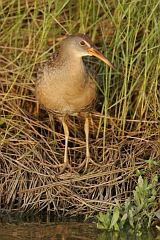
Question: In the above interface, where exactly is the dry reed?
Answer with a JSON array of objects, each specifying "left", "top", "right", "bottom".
[{"left": 0, "top": 0, "right": 160, "bottom": 217}]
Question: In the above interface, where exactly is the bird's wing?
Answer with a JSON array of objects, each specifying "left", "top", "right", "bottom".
[{"left": 35, "top": 52, "right": 59, "bottom": 82}]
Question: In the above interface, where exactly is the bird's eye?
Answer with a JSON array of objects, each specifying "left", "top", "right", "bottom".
[{"left": 80, "top": 40, "right": 86, "bottom": 46}]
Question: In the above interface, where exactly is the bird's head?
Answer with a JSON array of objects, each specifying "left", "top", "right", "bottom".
[{"left": 61, "top": 34, "right": 115, "bottom": 69}]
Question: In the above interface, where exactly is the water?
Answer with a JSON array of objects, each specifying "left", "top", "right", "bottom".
[
  {"left": 0, "top": 222, "right": 98, "bottom": 240},
  {"left": 0, "top": 221, "right": 159, "bottom": 240}
]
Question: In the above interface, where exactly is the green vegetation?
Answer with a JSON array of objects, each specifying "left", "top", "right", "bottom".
[
  {"left": 0, "top": 0, "right": 160, "bottom": 217},
  {"left": 97, "top": 175, "right": 159, "bottom": 234}
]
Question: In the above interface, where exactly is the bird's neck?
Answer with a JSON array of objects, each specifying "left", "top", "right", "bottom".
[{"left": 57, "top": 51, "right": 88, "bottom": 84}]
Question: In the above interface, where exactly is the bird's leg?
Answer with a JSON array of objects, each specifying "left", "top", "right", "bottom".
[
  {"left": 78, "top": 116, "right": 91, "bottom": 171},
  {"left": 78, "top": 115, "right": 101, "bottom": 172},
  {"left": 59, "top": 116, "right": 72, "bottom": 173},
  {"left": 62, "top": 117, "right": 69, "bottom": 166},
  {"left": 84, "top": 116, "right": 90, "bottom": 161}
]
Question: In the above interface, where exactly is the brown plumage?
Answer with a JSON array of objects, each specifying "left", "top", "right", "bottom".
[{"left": 36, "top": 34, "right": 114, "bottom": 172}]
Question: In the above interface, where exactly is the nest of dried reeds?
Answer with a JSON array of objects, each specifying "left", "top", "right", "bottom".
[
  {"left": 0, "top": 0, "right": 160, "bottom": 217},
  {"left": 1, "top": 76, "right": 159, "bottom": 216}
]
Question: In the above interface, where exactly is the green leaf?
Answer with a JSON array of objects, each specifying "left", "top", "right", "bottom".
[
  {"left": 114, "top": 222, "right": 120, "bottom": 231},
  {"left": 109, "top": 207, "right": 120, "bottom": 230},
  {"left": 97, "top": 222, "right": 107, "bottom": 230},
  {"left": 121, "top": 213, "right": 128, "bottom": 228},
  {"left": 97, "top": 212, "right": 111, "bottom": 230},
  {"left": 156, "top": 225, "right": 160, "bottom": 231},
  {"left": 155, "top": 209, "right": 160, "bottom": 220},
  {"left": 128, "top": 209, "right": 134, "bottom": 228}
]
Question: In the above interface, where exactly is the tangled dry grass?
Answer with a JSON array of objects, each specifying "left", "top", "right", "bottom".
[
  {"left": 0, "top": 0, "right": 160, "bottom": 217},
  {"left": 1, "top": 80, "right": 159, "bottom": 216}
]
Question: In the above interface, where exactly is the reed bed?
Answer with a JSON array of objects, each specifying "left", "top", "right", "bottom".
[{"left": 0, "top": 0, "right": 160, "bottom": 216}]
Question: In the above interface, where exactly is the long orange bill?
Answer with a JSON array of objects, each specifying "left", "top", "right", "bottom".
[{"left": 88, "top": 47, "right": 115, "bottom": 70}]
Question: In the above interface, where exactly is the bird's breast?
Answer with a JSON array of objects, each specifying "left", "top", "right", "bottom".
[{"left": 36, "top": 62, "right": 96, "bottom": 115}]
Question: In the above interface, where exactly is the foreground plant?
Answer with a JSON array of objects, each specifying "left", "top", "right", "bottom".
[{"left": 97, "top": 175, "right": 159, "bottom": 233}]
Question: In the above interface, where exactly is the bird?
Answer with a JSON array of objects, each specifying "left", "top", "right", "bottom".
[{"left": 36, "top": 34, "right": 114, "bottom": 173}]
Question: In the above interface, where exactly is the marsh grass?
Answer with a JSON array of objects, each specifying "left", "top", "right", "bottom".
[
  {"left": 0, "top": 0, "right": 160, "bottom": 216},
  {"left": 97, "top": 175, "right": 159, "bottom": 232}
]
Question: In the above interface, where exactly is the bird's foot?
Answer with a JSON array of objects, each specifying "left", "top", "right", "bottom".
[
  {"left": 77, "top": 157, "right": 101, "bottom": 173},
  {"left": 58, "top": 161, "right": 73, "bottom": 174}
]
